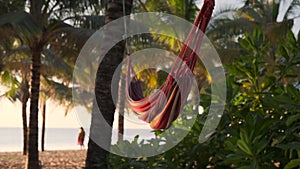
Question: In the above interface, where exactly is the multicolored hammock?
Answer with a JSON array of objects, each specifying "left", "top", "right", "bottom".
[{"left": 126, "top": 0, "right": 215, "bottom": 130}]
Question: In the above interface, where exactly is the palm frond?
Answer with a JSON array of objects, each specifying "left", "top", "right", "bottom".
[
  {"left": 41, "top": 76, "right": 72, "bottom": 102},
  {"left": 207, "top": 18, "right": 258, "bottom": 41},
  {"left": 0, "top": 12, "right": 42, "bottom": 44},
  {"left": 0, "top": 70, "right": 21, "bottom": 102},
  {"left": 212, "top": 3, "right": 241, "bottom": 19},
  {"left": 41, "top": 49, "right": 73, "bottom": 81},
  {"left": 285, "top": 0, "right": 300, "bottom": 20},
  {"left": 75, "top": 15, "right": 105, "bottom": 29},
  {"left": 47, "top": 20, "right": 95, "bottom": 49}
]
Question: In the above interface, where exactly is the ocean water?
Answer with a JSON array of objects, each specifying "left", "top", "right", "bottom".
[
  {"left": 0, "top": 128, "right": 80, "bottom": 152},
  {"left": 0, "top": 128, "right": 154, "bottom": 152}
]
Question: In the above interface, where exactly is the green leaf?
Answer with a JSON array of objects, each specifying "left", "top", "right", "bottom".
[
  {"left": 1, "top": 71, "right": 10, "bottom": 85},
  {"left": 237, "top": 139, "right": 252, "bottom": 156},
  {"left": 273, "top": 95, "right": 293, "bottom": 104},
  {"left": 253, "top": 139, "right": 269, "bottom": 155},
  {"left": 276, "top": 142, "right": 300, "bottom": 150},
  {"left": 286, "top": 114, "right": 300, "bottom": 126},
  {"left": 225, "top": 140, "right": 238, "bottom": 152},
  {"left": 240, "top": 128, "right": 250, "bottom": 144},
  {"left": 286, "top": 84, "right": 300, "bottom": 100},
  {"left": 279, "top": 46, "right": 290, "bottom": 61},
  {"left": 239, "top": 38, "right": 251, "bottom": 51},
  {"left": 271, "top": 135, "right": 286, "bottom": 146},
  {"left": 284, "top": 159, "right": 300, "bottom": 169},
  {"left": 261, "top": 76, "right": 276, "bottom": 90},
  {"left": 287, "top": 30, "right": 296, "bottom": 45},
  {"left": 223, "top": 154, "right": 246, "bottom": 165}
]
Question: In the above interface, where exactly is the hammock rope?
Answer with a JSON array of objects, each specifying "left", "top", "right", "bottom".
[{"left": 126, "top": 0, "right": 215, "bottom": 130}]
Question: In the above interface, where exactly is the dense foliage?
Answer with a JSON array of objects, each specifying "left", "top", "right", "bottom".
[{"left": 106, "top": 29, "right": 300, "bottom": 169}]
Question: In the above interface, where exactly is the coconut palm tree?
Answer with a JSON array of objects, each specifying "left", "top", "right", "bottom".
[
  {"left": 207, "top": 0, "right": 300, "bottom": 62},
  {"left": 85, "top": 0, "right": 133, "bottom": 168},
  {"left": 0, "top": 0, "right": 28, "bottom": 155},
  {"left": 0, "top": 40, "right": 77, "bottom": 154},
  {"left": 0, "top": 45, "right": 31, "bottom": 155},
  {"left": 0, "top": 0, "right": 101, "bottom": 168},
  {"left": 0, "top": 71, "right": 30, "bottom": 155}
]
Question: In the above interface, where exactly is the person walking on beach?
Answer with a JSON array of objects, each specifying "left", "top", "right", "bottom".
[{"left": 78, "top": 127, "right": 85, "bottom": 149}]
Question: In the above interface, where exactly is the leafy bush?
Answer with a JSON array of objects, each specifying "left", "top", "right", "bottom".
[{"left": 107, "top": 29, "right": 300, "bottom": 169}]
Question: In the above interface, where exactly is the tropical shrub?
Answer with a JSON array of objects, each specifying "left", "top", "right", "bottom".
[{"left": 106, "top": 29, "right": 300, "bottom": 169}]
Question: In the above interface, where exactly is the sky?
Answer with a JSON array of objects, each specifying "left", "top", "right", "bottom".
[
  {"left": 0, "top": 97, "right": 79, "bottom": 128},
  {"left": 0, "top": 0, "right": 299, "bottom": 128},
  {"left": 0, "top": 95, "right": 150, "bottom": 129}
]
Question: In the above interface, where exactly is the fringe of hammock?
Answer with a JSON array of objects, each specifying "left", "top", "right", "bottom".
[{"left": 126, "top": 0, "right": 215, "bottom": 130}]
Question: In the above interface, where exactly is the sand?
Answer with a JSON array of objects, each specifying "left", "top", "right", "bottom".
[{"left": 0, "top": 150, "right": 87, "bottom": 169}]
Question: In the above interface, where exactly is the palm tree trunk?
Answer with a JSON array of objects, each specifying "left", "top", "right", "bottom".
[
  {"left": 85, "top": 0, "right": 132, "bottom": 168},
  {"left": 21, "top": 79, "right": 29, "bottom": 155},
  {"left": 22, "top": 101, "right": 28, "bottom": 155},
  {"left": 117, "top": 72, "right": 125, "bottom": 141},
  {"left": 25, "top": 44, "right": 42, "bottom": 169},
  {"left": 41, "top": 100, "right": 46, "bottom": 152},
  {"left": 26, "top": 0, "right": 43, "bottom": 168}
]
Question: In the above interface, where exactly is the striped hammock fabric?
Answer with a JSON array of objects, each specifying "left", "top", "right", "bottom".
[{"left": 126, "top": 0, "right": 215, "bottom": 130}]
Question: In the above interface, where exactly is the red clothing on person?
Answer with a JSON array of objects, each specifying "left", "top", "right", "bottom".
[{"left": 78, "top": 127, "right": 85, "bottom": 146}]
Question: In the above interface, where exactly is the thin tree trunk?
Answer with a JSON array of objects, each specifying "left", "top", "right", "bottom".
[
  {"left": 22, "top": 102, "right": 28, "bottom": 155},
  {"left": 117, "top": 72, "right": 125, "bottom": 141},
  {"left": 85, "top": 0, "right": 133, "bottom": 168},
  {"left": 21, "top": 79, "right": 29, "bottom": 155},
  {"left": 41, "top": 100, "right": 46, "bottom": 152}
]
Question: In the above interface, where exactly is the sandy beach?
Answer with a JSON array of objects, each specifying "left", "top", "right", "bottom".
[{"left": 0, "top": 150, "right": 87, "bottom": 169}]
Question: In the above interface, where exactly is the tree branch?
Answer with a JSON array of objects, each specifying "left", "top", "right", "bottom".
[{"left": 138, "top": 0, "right": 148, "bottom": 12}]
